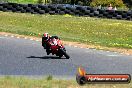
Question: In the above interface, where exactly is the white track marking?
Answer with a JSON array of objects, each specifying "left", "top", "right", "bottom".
[
  {"left": 24, "top": 37, "right": 27, "bottom": 39},
  {"left": 30, "top": 39, "right": 33, "bottom": 40},
  {"left": 99, "top": 50, "right": 103, "bottom": 52},
  {"left": 11, "top": 35, "right": 14, "bottom": 37},
  {"left": 114, "top": 52, "right": 117, "bottom": 53},
  {"left": 17, "top": 37, "right": 20, "bottom": 39},
  {"left": 107, "top": 54, "right": 121, "bottom": 57}
]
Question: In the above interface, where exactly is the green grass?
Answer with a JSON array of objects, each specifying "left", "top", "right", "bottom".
[
  {"left": 0, "top": 12, "right": 132, "bottom": 49},
  {"left": 8, "top": 0, "right": 38, "bottom": 4},
  {"left": 0, "top": 76, "right": 131, "bottom": 88}
]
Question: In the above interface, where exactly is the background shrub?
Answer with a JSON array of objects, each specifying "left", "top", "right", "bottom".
[{"left": 90, "top": 0, "right": 126, "bottom": 7}]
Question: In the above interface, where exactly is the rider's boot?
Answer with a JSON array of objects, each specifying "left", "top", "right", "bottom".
[{"left": 46, "top": 48, "right": 51, "bottom": 55}]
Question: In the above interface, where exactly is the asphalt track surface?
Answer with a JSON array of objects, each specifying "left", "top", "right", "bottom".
[{"left": 0, "top": 35, "right": 132, "bottom": 78}]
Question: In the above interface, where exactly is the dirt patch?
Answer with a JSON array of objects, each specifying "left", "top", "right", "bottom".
[{"left": 0, "top": 32, "right": 132, "bottom": 55}]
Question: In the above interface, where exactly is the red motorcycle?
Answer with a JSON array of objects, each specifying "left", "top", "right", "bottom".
[{"left": 43, "top": 37, "right": 70, "bottom": 59}]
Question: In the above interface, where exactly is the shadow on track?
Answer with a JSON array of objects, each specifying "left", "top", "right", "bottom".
[{"left": 27, "top": 56, "right": 67, "bottom": 59}]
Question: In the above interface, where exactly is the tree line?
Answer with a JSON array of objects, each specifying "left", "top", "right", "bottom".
[
  {"left": 38, "top": 0, "right": 131, "bottom": 8},
  {"left": 0, "top": 0, "right": 131, "bottom": 8}
]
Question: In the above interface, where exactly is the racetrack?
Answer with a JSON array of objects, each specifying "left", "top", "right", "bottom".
[{"left": 0, "top": 35, "right": 132, "bottom": 78}]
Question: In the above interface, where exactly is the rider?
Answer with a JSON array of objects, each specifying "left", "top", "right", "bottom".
[
  {"left": 42, "top": 33, "right": 59, "bottom": 55},
  {"left": 42, "top": 33, "right": 50, "bottom": 49}
]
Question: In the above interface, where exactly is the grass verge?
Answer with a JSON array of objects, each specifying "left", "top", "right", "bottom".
[
  {"left": 0, "top": 11, "right": 132, "bottom": 49},
  {"left": 0, "top": 76, "right": 131, "bottom": 88}
]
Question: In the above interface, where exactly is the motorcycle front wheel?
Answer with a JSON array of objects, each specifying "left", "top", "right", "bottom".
[{"left": 59, "top": 48, "right": 70, "bottom": 59}]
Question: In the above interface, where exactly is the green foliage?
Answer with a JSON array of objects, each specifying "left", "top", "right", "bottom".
[
  {"left": 37, "top": 0, "right": 43, "bottom": 4},
  {"left": 46, "top": 75, "right": 53, "bottom": 81},
  {"left": 62, "top": 0, "right": 71, "bottom": 4},
  {"left": 122, "top": 0, "right": 132, "bottom": 8},
  {"left": 77, "top": 1, "right": 83, "bottom": 5},
  {"left": 7, "top": 0, "right": 53, "bottom": 4},
  {"left": 3, "top": 0, "right": 131, "bottom": 9},
  {"left": 8, "top": 0, "right": 38, "bottom": 4},
  {"left": 73, "top": 0, "right": 90, "bottom": 5},
  {"left": 90, "top": 0, "right": 126, "bottom": 7}
]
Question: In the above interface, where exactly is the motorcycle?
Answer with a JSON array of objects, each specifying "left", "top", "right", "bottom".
[{"left": 42, "top": 37, "right": 70, "bottom": 59}]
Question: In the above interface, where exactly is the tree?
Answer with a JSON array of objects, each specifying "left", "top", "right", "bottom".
[
  {"left": 73, "top": 0, "right": 92, "bottom": 6},
  {"left": 83, "top": 0, "right": 92, "bottom": 5},
  {"left": 37, "top": 0, "right": 43, "bottom": 4},
  {"left": 90, "top": 0, "right": 125, "bottom": 7},
  {"left": 122, "top": 0, "right": 132, "bottom": 8},
  {"left": 37, "top": 0, "right": 52, "bottom": 4}
]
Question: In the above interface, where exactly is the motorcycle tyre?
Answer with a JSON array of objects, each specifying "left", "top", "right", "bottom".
[{"left": 59, "top": 48, "right": 70, "bottom": 59}]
